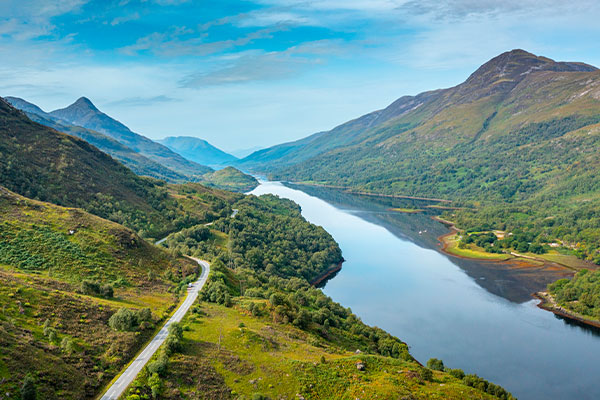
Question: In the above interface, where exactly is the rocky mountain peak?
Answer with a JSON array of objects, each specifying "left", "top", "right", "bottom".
[{"left": 466, "top": 49, "right": 597, "bottom": 88}]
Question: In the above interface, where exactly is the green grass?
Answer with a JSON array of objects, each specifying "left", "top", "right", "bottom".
[
  {"left": 0, "top": 190, "right": 200, "bottom": 400},
  {"left": 443, "top": 234, "right": 513, "bottom": 261},
  {"left": 389, "top": 207, "right": 424, "bottom": 214},
  {"left": 145, "top": 302, "right": 503, "bottom": 399},
  {"left": 535, "top": 251, "right": 595, "bottom": 270}
]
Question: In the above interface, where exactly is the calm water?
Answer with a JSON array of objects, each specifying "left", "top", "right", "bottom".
[{"left": 250, "top": 180, "right": 600, "bottom": 400}]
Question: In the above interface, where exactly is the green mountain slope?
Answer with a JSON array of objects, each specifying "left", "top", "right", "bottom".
[
  {"left": 251, "top": 50, "right": 600, "bottom": 262},
  {"left": 0, "top": 97, "right": 247, "bottom": 238},
  {"left": 5, "top": 96, "right": 188, "bottom": 182},
  {"left": 0, "top": 186, "right": 199, "bottom": 399},
  {"left": 126, "top": 193, "right": 513, "bottom": 400},
  {"left": 49, "top": 97, "right": 212, "bottom": 178},
  {"left": 201, "top": 166, "right": 258, "bottom": 192},
  {"left": 158, "top": 136, "right": 238, "bottom": 168}
]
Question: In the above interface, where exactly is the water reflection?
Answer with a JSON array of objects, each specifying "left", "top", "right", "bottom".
[
  {"left": 286, "top": 182, "right": 572, "bottom": 303},
  {"left": 250, "top": 180, "right": 600, "bottom": 400}
]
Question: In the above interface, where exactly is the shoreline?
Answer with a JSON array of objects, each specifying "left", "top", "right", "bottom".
[
  {"left": 310, "top": 260, "right": 344, "bottom": 286},
  {"left": 288, "top": 181, "right": 453, "bottom": 203},
  {"left": 433, "top": 216, "right": 584, "bottom": 268},
  {"left": 533, "top": 292, "right": 600, "bottom": 329}
]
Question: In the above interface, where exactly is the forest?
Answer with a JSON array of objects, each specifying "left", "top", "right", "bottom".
[{"left": 548, "top": 269, "right": 600, "bottom": 320}]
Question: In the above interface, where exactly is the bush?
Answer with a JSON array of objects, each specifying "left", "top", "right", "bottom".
[
  {"left": 108, "top": 308, "right": 153, "bottom": 332},
  {"left": 427, "top": 358, "right": 445, "bottom": 371},
  {"left": 147, "top": 351, "right": 169, "bottom": 376},
  {"left": 21, "top": 374, "right": 37, "bottom": 400},
  {"left": 148, "top": 373, "right": 163, "bottom": 399},
  {"left": 448, "top": 368, "right": 465, "bottom": 379},
  {"left": 61, "top": 337, "right": 76, "bottom": 355},
  {"left": 80, "top": 280, "right": 114, "bottom": 298},
  {"left": 419, "top": 368, "right": 433, "bottom": 381}
]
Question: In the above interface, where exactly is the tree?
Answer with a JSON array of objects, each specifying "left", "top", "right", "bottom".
[
  {"left": 148, "top": 373, "right": 163, "bottom": 399},
  {"left": 147, "top": 351, "right": 169, "bottom": 376},
  {"left": 21, "top": 374, "right": 37, "bottom": 400},
  {"left": 109, "top": 308, "right": 138, "bottom": 331},
  {"left": 61, "top": 337, "right": 76, "bottom": 355},
  {"left": 427, "top": 358, "right": 445, "bottom": 371},
  {"left": 419, "top": 368, "right": 433, "bottom": 381}
]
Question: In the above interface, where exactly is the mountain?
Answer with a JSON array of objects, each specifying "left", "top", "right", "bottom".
[
  {"left": 158, "top": 136, "right": 237, "bottom": 168},
  {"left": 5, "top": 96, "right": 188, "bottom": 182},
  {"left": 240, "top": 49, "right": 598, "bottom": 171},
  {"left": 5, "top": 96, "right": 258, "bottom": 191},
  {"left": 0, "top": 96, "right": 212, "bottom": 238},
  {"left": 202, "top": 166, "right": 258, "bottom": 192},
  {"left": 49, "top": 97, "right": 212, "bottom": 178},
  {"left": 242, "top": 49, "right": 600, "bottom": 262}
]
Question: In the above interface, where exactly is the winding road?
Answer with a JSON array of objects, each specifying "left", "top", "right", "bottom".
[{"left": 99, "top": 258, "right": 210, "bottom": 400}]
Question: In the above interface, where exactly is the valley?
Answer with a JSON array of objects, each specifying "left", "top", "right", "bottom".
[
  {"left": 250, "top": 180, "right": 600, "bottom": 400},
  {"left": 2, "top": 47, "right": 600, "bottom": 400},
  {"left": 240, "top": 50, "right": 600, "bottom": 267}
]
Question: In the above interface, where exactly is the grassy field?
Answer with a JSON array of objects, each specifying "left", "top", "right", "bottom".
[
  {"left": 534, "top": 251, "right": 597, "bottom": 271},
  {"left": 123, "top": 302, "right": 504, "bottom": 400},
  {"left": 388, "top": 207, "right": 424, "bottom": 214},
  {"left": 441, "top": 233, "right": 513, "bottom": 261}
]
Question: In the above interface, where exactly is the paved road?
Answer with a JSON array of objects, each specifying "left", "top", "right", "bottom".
[
  {"left": 99, "top": 258, "right": 210, "bottom": 400},
  {"left": 155, "top": 236, "right": 168, "bottom": 245}
]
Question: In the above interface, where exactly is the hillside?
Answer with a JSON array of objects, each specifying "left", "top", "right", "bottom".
[
  {"left": 202, "top": 166, "right": 259, "bottom": 193},
  {"left": 5, "top": 96, "right": 258, "bottom": 191},
  {"left": 241, "top": 50, "right": 598, "bottom": 172},
  {"left": 124, "top": 193, "right": 513, "bottom": 400},
  {"left": 158, "top": 136, "right": 238, "bottom": 168},
  {"left": 244, "top": 50, "right": 600, "bottom": 263},
  {"left": 49, "top": 97, "right": 212, "bottom": 179},
  {"left": 5, "top": 97, "right": 188, "bottom": 182},
  {"left": 0, "top": 186, "right": 199, "bottom": 399},
  {"left": 0, "top": 97, "right": 251, "bottom": 238}
]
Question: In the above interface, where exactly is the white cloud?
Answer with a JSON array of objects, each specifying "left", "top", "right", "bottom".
[
  {"left": 110, "top": 12, "right": 140, "bottom": 26},
  {"left": 180, "top": 39, "right": 345, "bottom": 87},
  {"left": 0, "top": 0, "right": 88, "bottom": 40},
  {"left": 120, "top": 25, "right": 289, "bottom": 57}
]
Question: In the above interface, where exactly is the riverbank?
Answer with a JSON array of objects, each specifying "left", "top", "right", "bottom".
[
  {"left": 433, "top": 216, "right": 595, "bottom": 271},
  {"left": 310, "top": 260, "right": 344, "bottom": 286},
  {"left": 534, "top": 292, "right": 600, "bottom": 329},
  {"left": 289, "top": 181, "right": 453, "bottom": 203}
]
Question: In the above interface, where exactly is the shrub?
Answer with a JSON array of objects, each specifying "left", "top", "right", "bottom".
[
  {"left": 147, "top": 351, "right": 169, "bottom": 376},
  {"left": 427, "top": 358, "right": 445, "bottom": 371},
  {"left": 108, "top": 308, "right": 153, "bottom": 332},
  {"left": 448, "top": 368, "right": 465, "bottom": 379},
  {"left": 419, "top": 368, "right": 433, "bottom": 381},
  {"left": 80, "top": 280, "right": 114, "bottom": 298},
  {"left": 109, "top": 308, "right": 139, "bottom": 331},
  {"left": 21, "top": 374, "right": 37, "bottom": 400},
  {"left": 148, "top": 373, "right": 163, "bottom": 399}
]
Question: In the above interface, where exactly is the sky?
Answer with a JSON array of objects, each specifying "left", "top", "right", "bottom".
[{"left": 1, "top": 0, "right": 600, "bottom": 154}]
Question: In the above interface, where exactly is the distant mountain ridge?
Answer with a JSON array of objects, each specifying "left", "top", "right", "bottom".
[
  {"left": 239, "top": 49, "right": 598, "bottom": 171},
  {"left": 158, "top": 136, "right": 237, "bottom": 168},
  {"left": 5, "top": 96, "right": 188, "bottom": 182},
  {"left": 5, "top": 96, "right": 258, "bottom": 192},
  {"left": 49, "top": 96, "right": 212, "bottom": 178}
]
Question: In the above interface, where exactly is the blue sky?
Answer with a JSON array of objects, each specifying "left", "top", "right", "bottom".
[{"left": 1, "top": 0, "right": 600, "bottom": 153}]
